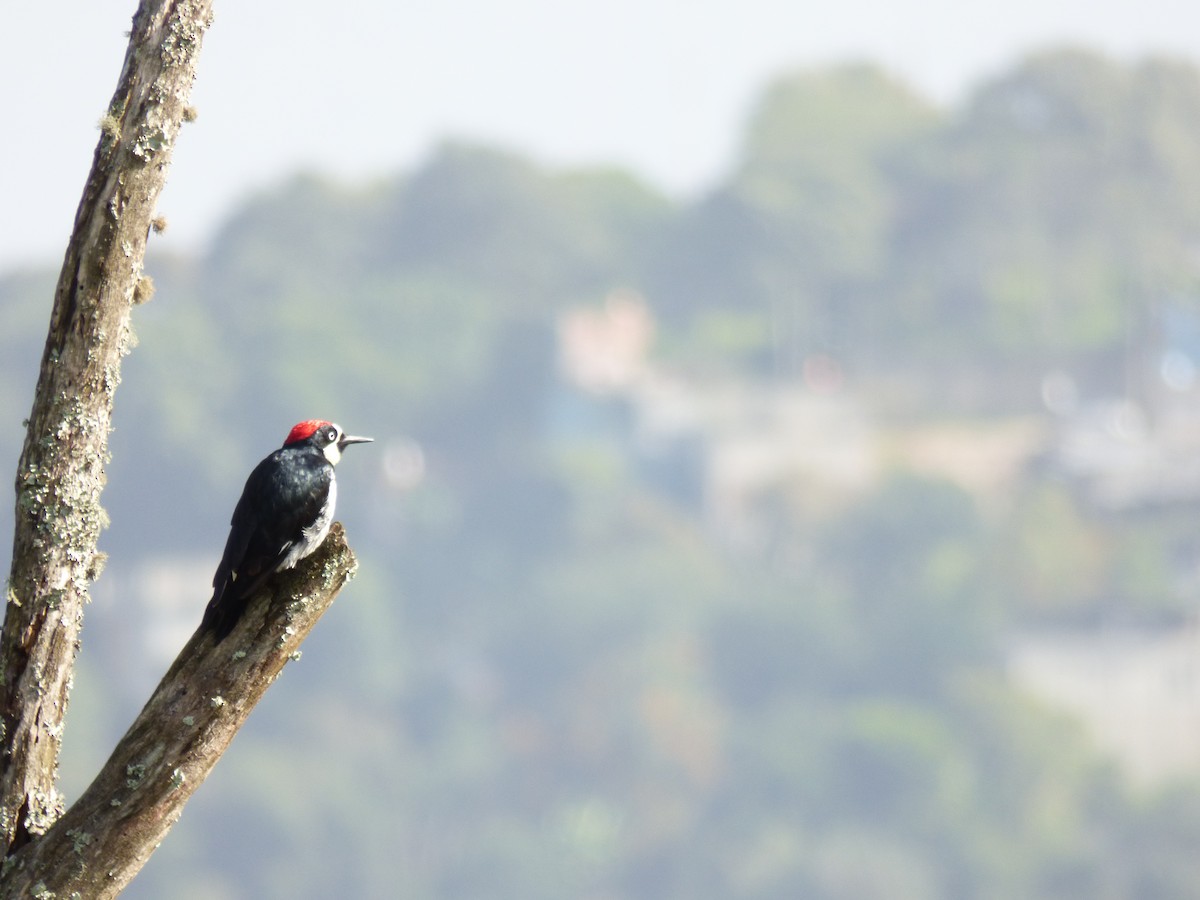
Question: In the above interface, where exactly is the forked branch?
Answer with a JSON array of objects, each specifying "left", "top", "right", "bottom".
[
  {"left": 0, "top": 526, "right": 357, "bottom": 898},
  {"left": 0, "top": 0, "right": 214, "bottom": 855}
]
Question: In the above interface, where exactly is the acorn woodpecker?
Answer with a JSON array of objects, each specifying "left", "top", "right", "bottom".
[{"left": 201, "top": 419, "right": 373, "bottom": 642}]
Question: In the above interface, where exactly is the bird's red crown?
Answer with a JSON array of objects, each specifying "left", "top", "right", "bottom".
[{"left": 284, "top": 419, "right": 333, "bottom": 446}]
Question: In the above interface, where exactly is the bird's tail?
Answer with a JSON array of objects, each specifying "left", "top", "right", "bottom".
[
  {"left": 201, "top": 572, "right": 271, "bottom": 643},
  {"left": 201, "top": 587, "right": 245, "bottom": 644}
]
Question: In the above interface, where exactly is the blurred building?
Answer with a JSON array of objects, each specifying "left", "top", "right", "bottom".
[
  {"left": 555, "top": 292, "right": 1049, "bottom": 547},
  {"left": 1010, "top": 624, "right": 1200, "bottom": 785},
  {"left": 556, "top": 290, "right": 655, "bottom": 395},
  {"left": 555, "top": 292, "right": 879, "bottom": 545}
]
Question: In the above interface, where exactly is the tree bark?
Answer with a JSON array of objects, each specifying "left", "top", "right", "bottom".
[
  {"left": 0, "top": 0, "right": 217, "bottom": 856},
  {"left": 1, "top": 0, "right": 216, "bottom": 865},
  {"left": 0, "top": 528, "right": 358, "bottom": 898},
  {"left": 0, "top": 5, "right": 366, "bottom": 893}
]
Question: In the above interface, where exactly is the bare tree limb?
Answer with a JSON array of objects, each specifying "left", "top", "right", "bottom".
[
  {"left": 0, "top": 525, "right": 357, "bottom": 898},
  {"left": 0, "top": 4, "right": 368, "bottom": 893},
  {"left": 0, "top": 0, "right": 213, "bottom": 858}
]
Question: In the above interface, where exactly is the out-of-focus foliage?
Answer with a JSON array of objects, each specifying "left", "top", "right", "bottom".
[
  {"left": 891, "top": 49, "right": 1200, "bottom": 365},
  {"left": 649, "top": 65, "right": 937, "bottom": 369},
  {"left": 4, "top": 48, "right": 1200, "bottom": 899}
]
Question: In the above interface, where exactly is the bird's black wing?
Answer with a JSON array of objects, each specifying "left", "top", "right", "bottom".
[
  {"left": 201, "top": 453, "right": 276, "bottom": 640},
  {"left": 201, "top": 450, "right": 332, "bottom": 641}
]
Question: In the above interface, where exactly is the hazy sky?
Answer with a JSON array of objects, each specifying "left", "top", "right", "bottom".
[{"left": 2, "top": 0, "right": 1198, "bottom": 272}]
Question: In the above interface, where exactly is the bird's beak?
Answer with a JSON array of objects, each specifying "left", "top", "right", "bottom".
[{"left": 338, "top": 434, "right": 374, "bottom": 450}]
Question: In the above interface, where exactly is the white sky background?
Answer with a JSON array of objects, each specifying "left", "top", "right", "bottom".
[{"left": 2, "top": 0, "right": 1199, "bottom": 273}]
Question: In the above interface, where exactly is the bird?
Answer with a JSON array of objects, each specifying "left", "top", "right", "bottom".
[{"left": 201, "top": 419, "right": 373, "bottom": 642}]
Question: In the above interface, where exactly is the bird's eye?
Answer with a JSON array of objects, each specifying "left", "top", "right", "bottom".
[{"left": 327, "top": 428, "right": 338, "bottom": 441}]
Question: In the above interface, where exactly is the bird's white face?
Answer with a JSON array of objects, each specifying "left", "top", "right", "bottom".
[
  {"left": 321, "top": 424, "right": 345, "bottom": 466},
  {"left": 308, "top": 422, "right": 373, "bottom": 465}
]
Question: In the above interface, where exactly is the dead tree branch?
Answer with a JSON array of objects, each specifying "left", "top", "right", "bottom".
[
  {"left": 1, "top": 5, "right": 366, "bottom": 894},
  {"left": 0, "top": 527, "right": 357, "bottom": 898},
  {"left": 0, "top": 0, "right": 214, "bottom": 864}
]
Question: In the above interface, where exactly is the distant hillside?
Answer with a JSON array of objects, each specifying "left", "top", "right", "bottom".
[{"left": 6, "top": 49, "right": 1200, "bottom": 900}]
